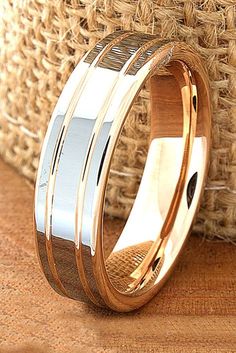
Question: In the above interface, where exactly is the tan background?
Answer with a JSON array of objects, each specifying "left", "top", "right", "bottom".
[
  {"left": 0, "top": 1, "right": 235, "bottom": 241},
  {"left": 0, "top": 159, "right": 236, "bottom": 353}
]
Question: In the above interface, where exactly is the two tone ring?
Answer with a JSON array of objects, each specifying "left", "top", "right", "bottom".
[{"left": 34, "top": 31, "right": 211, "bottom": 312}]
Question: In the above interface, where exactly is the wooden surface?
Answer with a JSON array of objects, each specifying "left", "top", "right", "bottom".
[{"left": 0, "top": 158, "right": 236, "bottom": 353}]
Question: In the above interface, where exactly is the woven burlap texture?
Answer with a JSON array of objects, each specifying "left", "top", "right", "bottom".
[{"left": 0, "top": 1, "right": 235, "bottom": 240}]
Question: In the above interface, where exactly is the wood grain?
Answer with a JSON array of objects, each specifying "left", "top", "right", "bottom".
[{"left": 0, "top": 159, "right": 236, "bottom": 353}]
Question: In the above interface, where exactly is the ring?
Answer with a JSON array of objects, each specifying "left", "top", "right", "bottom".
[{"left": 34, "top": 31, "right": 211, "bottom": 312}]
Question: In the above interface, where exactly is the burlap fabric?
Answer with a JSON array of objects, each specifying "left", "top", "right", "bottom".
[{"left": 0, "top": 1, "right": 235, "bottom": 240}]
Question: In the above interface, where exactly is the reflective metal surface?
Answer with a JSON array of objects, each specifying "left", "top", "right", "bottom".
[{"left": 34, "top": 31, "right": 212, "bottom": 311}]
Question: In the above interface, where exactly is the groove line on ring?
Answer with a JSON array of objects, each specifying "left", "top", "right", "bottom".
[
  {"left": 75, "top": 37, "right": 174, "bottom": 301},
  {"left": 44, "top": 31, "right": 133, "bottom": 300},
  {"left": 74, "top": 33, "right": 158, "bottom": 303}
]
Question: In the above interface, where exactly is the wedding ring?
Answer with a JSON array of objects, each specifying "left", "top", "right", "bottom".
[{"left": 34, "top": 31, "right": 211, "bottom": 312}]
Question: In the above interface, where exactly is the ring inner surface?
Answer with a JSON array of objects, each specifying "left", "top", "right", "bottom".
[{"left": 104, "top": 62, "right": 206, "bottom": 294}]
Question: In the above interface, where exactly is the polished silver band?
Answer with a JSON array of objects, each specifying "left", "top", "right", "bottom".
[{"left": 34, "top": 31, "right": 211, "bottom": 312}]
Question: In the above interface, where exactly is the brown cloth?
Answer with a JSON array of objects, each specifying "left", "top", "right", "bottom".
[{"left": 0, "top": 159, "right": 236, "bottom": 353}]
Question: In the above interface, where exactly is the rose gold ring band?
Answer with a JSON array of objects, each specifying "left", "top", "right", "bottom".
[{"left": 34, "top": 31, "right": 211, "bottom": 312}]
